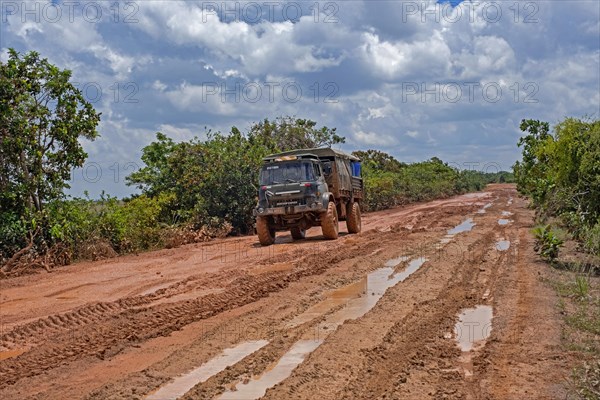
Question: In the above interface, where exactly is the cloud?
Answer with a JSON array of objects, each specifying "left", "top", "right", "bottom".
[
  {"left": 360, "top": 30, "right": 451, "bottom": 79},
  {"left": 353, "top": 129, "right": 397, "bottom": 146},
  {"left": 1, "top": 0, "right": 598, "bottom": 198}
]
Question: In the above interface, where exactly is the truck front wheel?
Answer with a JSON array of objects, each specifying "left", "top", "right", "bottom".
[
  {"left": 257, "top": 216, "right": 276, "bottom": 246},
  {"left": 321, "top": 201, "right": 339, "bottom": 239},
  {"left": 346, "top": 202, "right": 361, "bottom": 233}
]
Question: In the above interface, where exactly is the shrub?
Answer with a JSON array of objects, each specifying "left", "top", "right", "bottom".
[{"left": 533, "top": 224, "right": 564, "bottom": 262}]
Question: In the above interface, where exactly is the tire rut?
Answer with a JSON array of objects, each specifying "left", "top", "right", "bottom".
[
  {"left": 0, "top": 269, "right": 240, "bottom": 351},
  {"left": 0, "top": 229, "right": 389, "bottom": 388}
]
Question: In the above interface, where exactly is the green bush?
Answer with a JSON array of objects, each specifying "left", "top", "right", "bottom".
[
  {"left": 0, "top": 211, "right": 29, "bottom": 259},
  {"left": 358, "top": 154, "right": 494, "bottom": 211},
  {"left": 515, "top": 118, "right": 600, "bottom": 258},
  {"left": 532, "top": 224, "right": 564, "bottom": 262}
]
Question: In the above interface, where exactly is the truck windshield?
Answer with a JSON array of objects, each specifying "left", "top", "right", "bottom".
[{"left": 260, "top": 162, "right": 315, "bottom": 185}]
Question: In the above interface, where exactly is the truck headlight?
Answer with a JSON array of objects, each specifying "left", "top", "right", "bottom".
[{"left": 258, "top": 207, "right": 264, "bottom": 213}]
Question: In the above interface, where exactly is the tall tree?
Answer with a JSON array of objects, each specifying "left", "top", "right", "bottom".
[
  {"left": 0, "top": 49, "right": 101, "bottom": 214},
  {"left": 248, "top": 116, "right": 345, "bottom": 151},
  {"left": 352, "top": 149, "right": 406, "bottom": 173}
]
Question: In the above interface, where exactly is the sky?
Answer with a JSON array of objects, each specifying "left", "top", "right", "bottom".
[{"left": 1, "top": 0, "right": 599, "bottom": 198}]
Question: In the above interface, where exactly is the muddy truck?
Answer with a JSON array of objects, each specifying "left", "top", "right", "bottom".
[{"left": 253, "top": 148, "right": 363, "bottom": 245}]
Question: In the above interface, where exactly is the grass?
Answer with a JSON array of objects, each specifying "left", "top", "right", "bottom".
[{"left": 546, "top": 266, "right": 600, "bottom": 399}]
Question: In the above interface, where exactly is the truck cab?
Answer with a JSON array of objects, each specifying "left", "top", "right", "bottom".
[
  {"left": 256, "top": 154, "right": 327, "bottom": 215},
  {"left": 254, "top": 148, "right": 363, "bottom": 245}
]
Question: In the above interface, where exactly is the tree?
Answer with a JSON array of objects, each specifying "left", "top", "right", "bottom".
[
  {"left": 513, "top": 119, "right": 553, "bottom": 205},
  {"left": 125, "top": 132, "right": 178, "bottom": 197},
  {"left": 514, "top": 117, "right": 600, "bottom": 256},
  {"left": 351, "top": 149, "right": 406, "bottom": 173},
  {"left": 0, "top": 49, "right": 101, "bottom": 214},
  {"left": 248, "top": 116, "right": 345, "bottom": 151}
]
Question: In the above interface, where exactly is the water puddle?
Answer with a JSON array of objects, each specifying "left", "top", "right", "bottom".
[
  {"left": 495, "top": 240, "right": 510, "bottom": 251},
  {"left": 146, "top": 340, "right": 269, "bottom": 400},
  {"left": 501, "top": 211, "right": 512, "bottom": 216},
  {"left": 498, "top": 219, "right": 512, "bottom": 225},
  {"left": 439, "top": 218, "right": 476, "bottom": 245},
  {"left": 323, "top": 257, "right": 427, "bottom": 326},
  {"left": 448, "top": 218, "right": 476, "bottom": 235},
  {"left": 384, "top": 255, "right": 410, "bottom": 267},
  {"left": 286, "top": 279, "right": 367, "bottom": 328},
  {"left": 0, "top": 348, "right": 26, "bottom": 361},
  {"left": 476, "top": 203, "right": 493, "bottom": 214},
  {"left": 452, "top": 305, "right": 493, "bottom": 378},
  {"left": 217, "top": 340, "right": 322, "bottom": 400},
  {"left": 454, "top": 305, "right": 493, "bottom": 352},
  {"left": 225, "top": 257, "right": 428, "bottom": 399}
]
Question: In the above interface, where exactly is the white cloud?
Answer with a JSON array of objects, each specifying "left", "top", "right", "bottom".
[
  {"left": 152, "top": 80, "right": 167, "bottom": 92},
  {"left": 2, "top": 0, "right": 598, "bottom": 198},
  {"left": 360, "top": 30, "right": 451, "bottom": 79},
  {"left": 352, "top": 124, "right": 397, "bottom": 146}
]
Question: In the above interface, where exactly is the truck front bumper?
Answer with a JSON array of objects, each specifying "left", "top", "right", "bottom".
[{"left": 253, "top": 202, "right": 325, "bottom": 216}]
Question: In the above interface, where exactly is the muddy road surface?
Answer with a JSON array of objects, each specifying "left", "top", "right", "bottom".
[{"left": 0, "top": 184, "right": 568, "bottom": 399}]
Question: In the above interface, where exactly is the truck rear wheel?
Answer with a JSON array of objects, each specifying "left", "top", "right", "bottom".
[
  {"left": 256, "top": 216, "right": 275, "bottom": 246},
  {"left": 291, "top": 227, "right": 306, "bottom": 240},
  {"left": 346, "top": 202, "right": 361, "bottom": 233},
  {"left": 321, "top": 201, "right": 339, "bottom": 239}
]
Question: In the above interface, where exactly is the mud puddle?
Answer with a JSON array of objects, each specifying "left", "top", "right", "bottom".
[
  {"left": 495, "top": 240, "right": 510, "bottom": 251},
  {"left": 454, "top": 305, "right": 493, "bottom": 351},
  {"left": 146, "top": 340, "right": 269, "bottom": 400},
  {"left": 448, "top": 218, "right": 476, "bottom": 235},
  {"left": 477, "top": 203, "right": 493, "bottom": 214},
  {"left": 453, "top": 305, "right": 493, "bottom": 377},
  {"left": 224, "top": 257, "right": 428, "bottom": 399},
  {"left": 291, "top": 257, "right": 426, "bottom": 328},
  {"left": 322, "top": 257, "right": 427, "bottom": 327},
  {"left": 384, "top": 255, "right": 411, "bottom": 267},
  {"left": 439, "top": 218, "right": 476, "bottom": 245},
  {"left": 217, "top": 340, "right": 323, "bottom": 400}
]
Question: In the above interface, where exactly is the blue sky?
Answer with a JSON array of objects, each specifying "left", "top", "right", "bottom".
[{"left": 2, "top": 0, "right": 599, "bottom": 198}]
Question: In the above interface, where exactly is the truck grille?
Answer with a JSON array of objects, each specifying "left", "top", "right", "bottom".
[{"left": 270, "top": 198, "right": 306, "bottom": 207}]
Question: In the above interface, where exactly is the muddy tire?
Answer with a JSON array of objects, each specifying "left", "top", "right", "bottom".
[
  {"left": 256, "top": 216, "right": 275, "bottom": 246},
  {"left": 290, "top": 227, "right": 306, "bottom": 240},
  {"left": 321, "top": 201, "right": 339, "bottom": 239},
  {"left": 346, "top": 202, "right": 361, "bottom": 234}
]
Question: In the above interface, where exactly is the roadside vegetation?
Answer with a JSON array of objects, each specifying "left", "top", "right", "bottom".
[
  {"left": 353, "top": 149, "right": 512, "bottom": 211},
  {"left": 1, "top": 49, "right": 508, "bottom": 275},
  {"left": 514, "top": 117, "right": 600, "bottom": 399}
]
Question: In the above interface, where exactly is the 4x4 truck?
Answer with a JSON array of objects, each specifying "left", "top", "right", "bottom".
[{"left": 253, "top": 148, "right": 363, "bottom": 245}]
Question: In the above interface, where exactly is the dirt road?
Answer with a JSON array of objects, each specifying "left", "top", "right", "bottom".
[{"left": 0, "top": 184, "right": 569, "bottom": 399}]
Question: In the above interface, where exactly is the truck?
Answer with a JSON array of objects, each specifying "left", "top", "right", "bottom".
[{"left": 253, "top": 148, "right": 363, "bottom": 246}]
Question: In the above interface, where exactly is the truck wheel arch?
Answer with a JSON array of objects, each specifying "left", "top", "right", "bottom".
[{"left": 321, "top": 192, "right": 335, "bottom": 209}]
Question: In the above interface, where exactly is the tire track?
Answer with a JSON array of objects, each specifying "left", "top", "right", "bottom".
[
  {"left": 0, "top": 229, "right": 389, "bottom": 388},
  {"left": 0, "top": 269, "right": 240, "bottom": 351}
]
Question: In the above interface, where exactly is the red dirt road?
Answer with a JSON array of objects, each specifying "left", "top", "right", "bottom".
[{"left": 0, "top": 184, "right": 568, "bottom": 399}]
